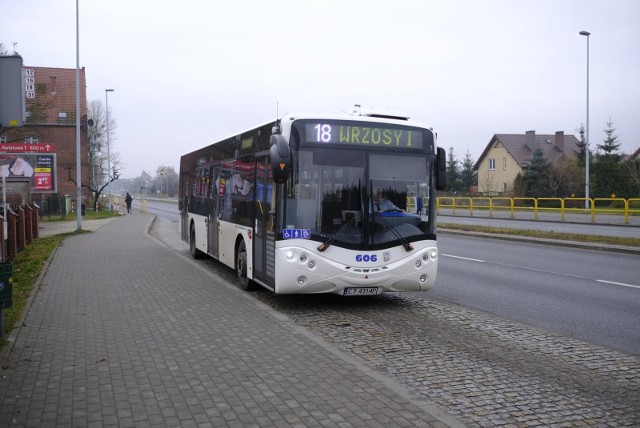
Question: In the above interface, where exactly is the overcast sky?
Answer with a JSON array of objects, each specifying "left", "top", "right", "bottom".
[{"left": 4, "top": 0, "right": 639, "bottom": 178}]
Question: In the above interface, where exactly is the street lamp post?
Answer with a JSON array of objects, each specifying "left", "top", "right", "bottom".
[
  {"left": 160, "top": 169, "right": 164, "bottom": 197},
  {"left": 105, "top": 88, "right": 114, "bottom": 210},
  {"left": 579, "top": 30, "right": 590, "bottom": 209},
  {"left": 75, "top": 0, "right": 82, "bottom": 230}
]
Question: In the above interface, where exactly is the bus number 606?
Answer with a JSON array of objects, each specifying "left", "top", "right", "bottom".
[{"left": 356, "top": 254, "right": 377, "bottom": 262}]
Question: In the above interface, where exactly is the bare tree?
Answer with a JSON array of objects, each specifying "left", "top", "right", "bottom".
[
  {"left": 547, "top": 157, "right": 583, "bottom": 197},
  {"left": 154, "top": 165, "right": 178, "bottom": 197},
  {"left": 87, "top": 100, "right": 117, "bottom": 190},
  {"left": 67, "top": 99, "right": 120, "bottom": 210},
  {"left": 479, "top": 171, "right": 495, "bottom": 195},
  {"left": 622, "top": 158, "right": 640, "bottom": 197}
]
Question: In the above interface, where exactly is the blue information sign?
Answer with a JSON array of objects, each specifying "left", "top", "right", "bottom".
[{"left": 282, "top": 229, "right": 311, "bottom": 239}]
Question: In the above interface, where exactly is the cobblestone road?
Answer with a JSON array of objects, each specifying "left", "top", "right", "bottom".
[{"left": 151, "top": 217, "right": 640, "bottom": 427}]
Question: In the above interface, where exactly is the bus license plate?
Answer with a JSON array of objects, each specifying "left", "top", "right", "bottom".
[{"left": 343, "top": 287, "right": 378, "bottom": 296}]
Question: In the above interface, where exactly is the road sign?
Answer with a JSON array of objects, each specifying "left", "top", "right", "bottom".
[{"left": 0, "top": 55, "right": 25, "bottom": 128}]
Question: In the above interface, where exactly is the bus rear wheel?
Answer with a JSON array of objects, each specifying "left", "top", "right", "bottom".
[{"left": 236, "top": 240, "right": 255, "bottom": 291}]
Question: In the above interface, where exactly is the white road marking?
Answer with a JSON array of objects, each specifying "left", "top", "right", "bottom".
[
  {"left": 596, "top": 279, "right": 640, "bottom": 290},
  {"left": 442, "top": 254, "right": 485, "bottom": 263}
]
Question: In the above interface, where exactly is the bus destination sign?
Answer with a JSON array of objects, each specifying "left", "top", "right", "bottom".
[{"left": 304, "top": 122, "right": 424, "bottom": 149}]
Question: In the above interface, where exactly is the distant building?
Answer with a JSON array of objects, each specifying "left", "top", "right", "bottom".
[
  {"left": 625, "top": 147, "right": 640, "bottom": 162},
  {"left": 474, "top": 130, "right": 580, "bottom": 194},
  {"left": 1, "top": 65, "right": 90, "bottom": 206}
]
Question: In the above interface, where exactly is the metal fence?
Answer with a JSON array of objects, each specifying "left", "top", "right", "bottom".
[{"left": 436, "top": 197, "right": 640, "bottom": 225}]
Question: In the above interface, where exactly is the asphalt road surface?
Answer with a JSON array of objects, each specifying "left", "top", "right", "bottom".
[{"left": 432, "top": 233, "right": 640, "bottom": 355}]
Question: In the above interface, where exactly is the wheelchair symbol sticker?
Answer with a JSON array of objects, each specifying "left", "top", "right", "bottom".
[{"left": 283, "top": 229, "right": 311, "bottom": 239}]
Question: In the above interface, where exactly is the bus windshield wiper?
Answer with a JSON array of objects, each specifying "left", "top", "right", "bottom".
[
  {"left": 372, "top": 211, "right": 414, "bottom": 252},
  {"left": 317, "top": 212, "right": 361, "bottom": 252}
]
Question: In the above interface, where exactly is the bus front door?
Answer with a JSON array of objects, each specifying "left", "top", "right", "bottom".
[{"left": 253, "top": 158, "right": 275, "bottom": 288}]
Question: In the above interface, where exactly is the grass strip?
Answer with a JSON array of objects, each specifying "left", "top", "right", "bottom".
[{"left": 439, "top": 222, "right": 640, "bottom": 247}]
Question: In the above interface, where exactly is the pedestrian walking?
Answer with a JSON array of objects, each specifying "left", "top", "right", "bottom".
[{"left": 124, "top": 192, "right": 133, "bottom": 214}]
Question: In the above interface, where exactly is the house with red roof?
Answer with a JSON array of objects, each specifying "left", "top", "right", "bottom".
[{"left": 474, "top": 130, "right": 581, "bottom": 194}]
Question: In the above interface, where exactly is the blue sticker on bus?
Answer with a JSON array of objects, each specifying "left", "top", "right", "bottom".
[{"left": 283, "top": 229, "right": 311, "bottom": 239}]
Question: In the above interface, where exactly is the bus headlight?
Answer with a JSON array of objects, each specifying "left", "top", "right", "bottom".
[
  {"left": 297, "top": 276, "right": 307, "bottom": 285},
  {"left": 415, "top": 260, "right": 422, "bottom": 268},
  {"left": 420, "top": 274, "right": 427, "bottom": 282},
  {"left": 286, "top": 250, "right": 295, "bottom": 261},
  {"left": 300, "top": 254, "right": 307, "bottom": 262},
  {"left": 307, "top": 260, "right": 315, "bottom": 269}
]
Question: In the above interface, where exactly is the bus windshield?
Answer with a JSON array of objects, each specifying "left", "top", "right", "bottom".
[{"left": 285, "top": 147, "right": 432, "bottom": 249}]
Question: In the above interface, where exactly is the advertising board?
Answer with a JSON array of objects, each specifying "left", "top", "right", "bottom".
[{"left": 0, "top": 144, "right": 57, "bottom": 193}]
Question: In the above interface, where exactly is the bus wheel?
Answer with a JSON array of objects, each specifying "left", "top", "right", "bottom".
[
  {"left": 236, "top": 240, "right": 254, "bottom": 291},
  {"left": 190, "top": 225, "right": 202, "bottom": 259}
]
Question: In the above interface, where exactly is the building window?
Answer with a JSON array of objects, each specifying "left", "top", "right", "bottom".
[
  {"left": 503, "top": 157, "right": 507, "bottom": 170},
  {"left": 503, "top": 183, "right": 508, "bottom": 193},
  {"left": 489, "top": 158, "right": 496, "bottom": 170},
  {"left": 25, "top": 136, "right": 39, "bottom": 144},
  {"left": 50, "top": 76, "right": 57, "bottom": 95},
  {"left": 0, "top": 135, "right": 6, "bottom": 143}
]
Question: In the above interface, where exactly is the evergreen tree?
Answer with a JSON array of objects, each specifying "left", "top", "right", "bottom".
[
  {"left": 596, "top": 118, "right": 621, "bottom": 162},
  {"left": 590, "top": 118, "right": 627, "bottom": 197},
  {"left": 460, "top": 150, "right": 476, "bottom": 193},
  {"left": 511, "top": 172, "right": 527, "bottom": 197},
  {"left": 591, "top": 158, "right": 628, "bottom": 198},
  {"left": 446, "top": 146, "right": 461, "bottom": 192},
  {"left": 524, "top": 148, "right": 551, "bottom": 197}
]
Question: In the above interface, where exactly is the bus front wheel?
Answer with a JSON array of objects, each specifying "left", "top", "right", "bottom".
[
  {"left": 190, "top": 225, "right": 202, "bottom": 259},
  {"left": 236, "top": 240, "right": 255, "bottom": 291}
]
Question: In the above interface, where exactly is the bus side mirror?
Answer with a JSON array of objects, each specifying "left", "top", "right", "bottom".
[
  {"left": 435, "top": 146, "right": 447, "bottom": 191},
  {"left": 270, "top": 134, "right": 291, "bottom": 184}
]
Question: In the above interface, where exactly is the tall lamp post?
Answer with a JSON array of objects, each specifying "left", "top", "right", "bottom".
[
  {"left": 105, "top": 88, "right": 114, "bottom": 210},
  {"left": 160, "top": 169, "right": 164, "bottom": 197},
  {"left": 579, "top": 30, "right": 590, "bottom": 209},
  {"left": 75, "top": 0, "right": 82, "bottom": 230}
]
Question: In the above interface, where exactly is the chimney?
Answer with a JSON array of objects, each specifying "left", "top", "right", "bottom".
[
  {"left": 555, "top": 131, "right": 565, "bottom": 153},
  {"left": 525, "top": 130, "right": 536, "bottom": 151}
]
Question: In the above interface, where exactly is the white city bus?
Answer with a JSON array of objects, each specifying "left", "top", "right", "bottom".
[{"left": 179, "top": 110, "right": 446, "bottom": 295}]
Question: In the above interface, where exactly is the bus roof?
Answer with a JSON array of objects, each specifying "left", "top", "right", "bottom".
[
  {"left": 278, "top": 111, "right": 433, "bottom": 133},
  {"left": 182, "top": 110, "right": 435, "bottom": 159}
]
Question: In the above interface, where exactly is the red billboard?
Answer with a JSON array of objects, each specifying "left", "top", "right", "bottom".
[{"left": 0, "top": 151, "right": 57, "bottom": 193}]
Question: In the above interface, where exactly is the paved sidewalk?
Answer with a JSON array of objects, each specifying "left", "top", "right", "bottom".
[
  {"left": 0, "top": 214, "right": 461, "bottom": 427},
  {"left": 37, "top": 216, "right": 120, "bottom": 238}
]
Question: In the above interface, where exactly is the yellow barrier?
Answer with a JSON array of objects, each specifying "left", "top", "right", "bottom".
[
  {"left": 535, "top": 198, "right": 563, "bottom": 221},
  {"left": 140, "top": 199, "right": 147, "bottom": 213},
  {"left": 437, "top": 196, "right": 637, "bottom": 224},
  {"left": 113, "top": 197, "right": 122, "bottom": 214},
  {"left": 471, "top": 197, "right": 491, "bottom": 216},
  {"left": 489, "top": 197, "right": 513, "bottom": 218},
  {"left": 512, "top": 197, "right": 538, "bottom": 219},
  {"left": 629, "top": 198, "right": 640, "bottom": 224}
]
